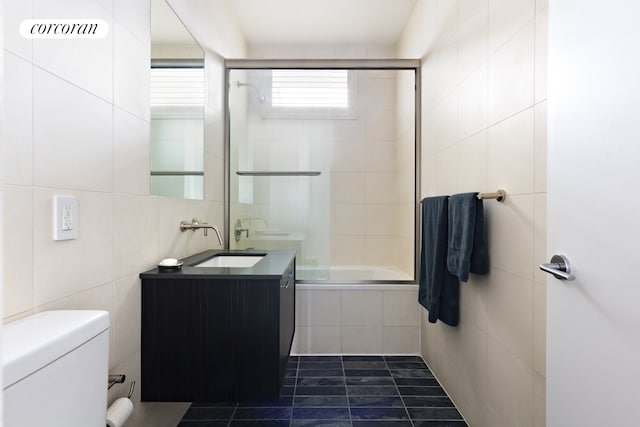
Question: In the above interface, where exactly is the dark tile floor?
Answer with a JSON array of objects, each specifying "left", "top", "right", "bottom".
[{"left": 178, "top": 356, "right": 468, "bottom": 427}]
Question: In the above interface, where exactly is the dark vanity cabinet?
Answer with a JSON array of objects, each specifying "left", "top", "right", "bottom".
[{"left": 140, "top": 250, "right": 295, "bottom": 402}]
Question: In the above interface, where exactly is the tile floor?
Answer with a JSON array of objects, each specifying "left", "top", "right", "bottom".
[{"left": 178, "top": 355, "right": 468, "bottom": 427}]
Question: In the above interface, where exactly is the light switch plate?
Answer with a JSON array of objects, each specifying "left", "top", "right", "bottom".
[{"left": 53, "top": 196, "right": 78, "bottom": 240}]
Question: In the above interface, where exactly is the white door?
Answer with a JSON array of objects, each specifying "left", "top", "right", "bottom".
[{"left": 547, "top": 1, "right": 640, "bottom": 426}]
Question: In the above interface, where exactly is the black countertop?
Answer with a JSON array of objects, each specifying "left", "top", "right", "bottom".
[{"left": 139, "top": 249, "right": 296, "bottom": 280}]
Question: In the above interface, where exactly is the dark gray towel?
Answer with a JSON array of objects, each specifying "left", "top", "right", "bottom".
[
  {"left": 419, "top": 196, "right": 460, "bottom": 326},
  {"left": 447, "top": 192, "right": 489, "bottom": 282}
]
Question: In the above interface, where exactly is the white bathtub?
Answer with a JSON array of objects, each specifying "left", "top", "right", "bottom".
[{"left": 297, "top": 265, "right": 414, "bottom": 287}]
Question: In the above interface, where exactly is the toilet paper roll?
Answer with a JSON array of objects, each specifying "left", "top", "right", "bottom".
[{"left": 106, "top": 397, "right": 134, "bottom": 427}]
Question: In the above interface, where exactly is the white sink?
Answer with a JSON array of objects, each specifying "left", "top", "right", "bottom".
[{"left": 193, "top": 255, "right": 264, "bottom": 268}]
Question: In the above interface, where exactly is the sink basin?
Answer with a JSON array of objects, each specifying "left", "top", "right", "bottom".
[{"left": 192, "top": 254, "right": 265, "bottom": 268}]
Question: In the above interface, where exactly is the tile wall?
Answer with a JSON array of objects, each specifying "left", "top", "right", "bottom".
[
  {"left": 2, "top": 1, "right": 244, "bottom": 426},
  {"left": 398, "top": 0, "right": 547, "bottom": 426},
  {"left": 292, "top": 287, "right": 420, "bottom": 355}
]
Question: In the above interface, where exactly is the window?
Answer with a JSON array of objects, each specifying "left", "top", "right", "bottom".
[
  {"left": 150, "top": 67, "right": 205, "bottom": 106},
  {"left": 271, "top": 69, "right": 349, "bottom": 108}
]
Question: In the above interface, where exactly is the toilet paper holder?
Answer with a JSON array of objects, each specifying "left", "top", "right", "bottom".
[
  {"left": 108, "top": 374, "right": 135, "bottom": 398},
  {"left": 108, "top": 374, "right": 125, "bottom": 390}
]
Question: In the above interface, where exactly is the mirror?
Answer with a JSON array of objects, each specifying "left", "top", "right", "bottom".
[{"left": 150, "top": 0, "right": 205, "bottom": 199}]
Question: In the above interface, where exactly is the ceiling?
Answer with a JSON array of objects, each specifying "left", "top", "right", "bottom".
[{"left": 223, "top": 0, "right": 418, "bottom": 46}]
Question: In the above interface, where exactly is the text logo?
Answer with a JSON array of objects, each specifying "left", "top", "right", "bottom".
[{"left": 20, "top": 19, "right": 109, "bottom": 39}]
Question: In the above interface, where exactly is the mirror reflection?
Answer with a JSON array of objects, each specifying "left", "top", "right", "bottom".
[{"left": 150, "top": 0, "right": 205, "bottom": 199}]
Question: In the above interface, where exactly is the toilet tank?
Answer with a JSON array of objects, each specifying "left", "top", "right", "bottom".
[{"left": 2, "top": 310, "right": 110, "bottom": 427}]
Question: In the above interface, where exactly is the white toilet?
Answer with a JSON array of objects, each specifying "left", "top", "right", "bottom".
[{"left": 2, "top": 310, "right": 110, "bottom": 427}]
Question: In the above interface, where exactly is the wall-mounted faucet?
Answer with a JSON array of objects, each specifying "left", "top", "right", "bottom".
[
  {"left": 234, "top": 219, "right": 249, "bottom": 242},
  {"left": 180, "top": 218, "right": 224, "bottom": 246}
]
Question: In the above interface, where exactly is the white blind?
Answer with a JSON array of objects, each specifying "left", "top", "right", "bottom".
[
  {"left": 271, "top": 70, "right": 349, "bottom": 108},
  {"left": 150, "top": 68, "right": 205, "bottom": 105}
]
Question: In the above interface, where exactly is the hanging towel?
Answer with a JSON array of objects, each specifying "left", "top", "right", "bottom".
[
  {"left": 447, "top": 192, "right": 489, "bottom": 282},
  {"left": 419, "top": 196, "right": 460, "bottom": 326}
]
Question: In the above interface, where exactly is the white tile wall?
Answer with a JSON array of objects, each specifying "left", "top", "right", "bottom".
[
  {"left": 399, "top": 0, "right": 546, "bottom": 424},
  {"left": 3, "top": 52, "right": 33, "bottom": 186},
  {"left": 33, "top": 69, "right": 114, "bottom": 192},
  {"left": 2, "top": 1, "right": 243, "bottom": 426},
  {"left": 293, "top": 287, "right": 420, "bottom": 355}
]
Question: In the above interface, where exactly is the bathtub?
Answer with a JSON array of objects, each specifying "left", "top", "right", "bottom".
[
  {"left": 296, "top": 265, "right": 413, "bottom": 284},
  {"left": 292, "top": 266, "right": 419, "bottom": 354}
]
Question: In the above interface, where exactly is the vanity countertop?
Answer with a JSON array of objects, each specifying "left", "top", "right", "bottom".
[{"left": 139, "top": 249, "right": 295, "bottom": 280}]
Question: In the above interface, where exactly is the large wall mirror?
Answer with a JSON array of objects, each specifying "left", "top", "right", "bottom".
[{"left": 150, "top": 0, "right": 205, "bottom": 199}]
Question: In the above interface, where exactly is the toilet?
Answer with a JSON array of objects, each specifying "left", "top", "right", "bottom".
[{"left": 2, "top": 310, "right": 110, "bottom": 427}]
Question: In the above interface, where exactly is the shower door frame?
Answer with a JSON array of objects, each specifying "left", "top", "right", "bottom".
[{"left": 224, "top": 59, "right": 422, "bottom": 284}]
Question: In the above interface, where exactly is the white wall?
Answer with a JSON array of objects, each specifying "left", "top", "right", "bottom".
[
  {"left": 2, "top": 1, "right": 244, "bottom": 425},
  {"left": 398, "top": 0, "right": 547, "bottom": 426}
]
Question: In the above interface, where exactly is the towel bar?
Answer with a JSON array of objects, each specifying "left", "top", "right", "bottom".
[{"left": 477, "top": 189, "right": 506, "bottom": 202}]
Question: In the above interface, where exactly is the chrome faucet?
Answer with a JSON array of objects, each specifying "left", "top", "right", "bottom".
[
  {"left": 180, "top": 218, "right": 224, "bottom": 246},
  {"left": 234, "top": 219, "right": 249, "bottom": 242}
]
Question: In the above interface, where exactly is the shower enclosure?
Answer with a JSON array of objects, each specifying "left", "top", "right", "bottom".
[{"left": 226, "top": 60, "right": 419, "bottom": 282}]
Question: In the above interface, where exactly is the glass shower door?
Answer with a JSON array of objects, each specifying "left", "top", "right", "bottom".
[{"left": 228, "top": 68, "right": 332, "bottom": 279}]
